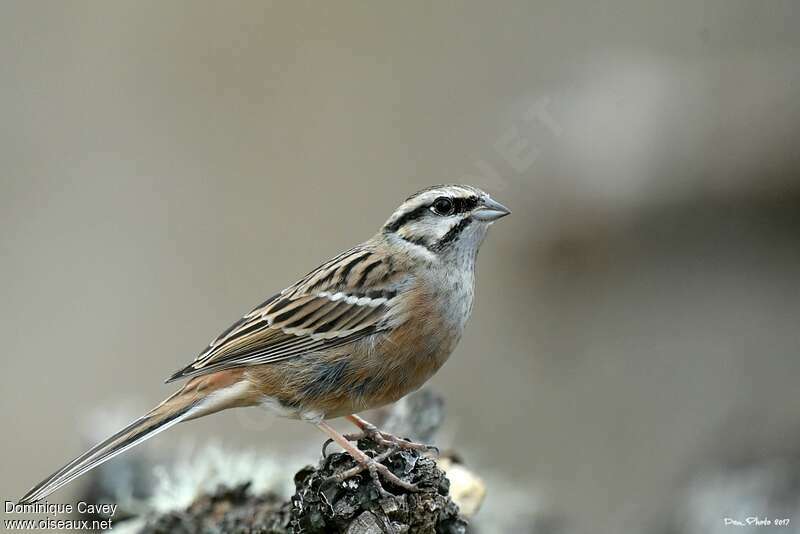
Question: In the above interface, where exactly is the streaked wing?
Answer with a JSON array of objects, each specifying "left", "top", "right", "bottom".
[{"left": 166, "top": 245, "right": 403, "bottom": 382}]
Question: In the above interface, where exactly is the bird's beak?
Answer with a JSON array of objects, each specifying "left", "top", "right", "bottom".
[{"left": 473, "top": 197, "right": 511, "bottom": 221}]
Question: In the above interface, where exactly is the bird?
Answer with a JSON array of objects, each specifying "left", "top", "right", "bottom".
[{"left": 19, "top": 184, "right": 510, "bottom": 503}]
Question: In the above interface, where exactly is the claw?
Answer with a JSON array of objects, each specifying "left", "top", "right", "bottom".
[
  {"left": 325, "top": 448, "right": 420, "bottom": 496},
  {"left": 375, "top": 433, "right": 438, "bottom": 456},
  {"left": 322, "top": 438, "right": 334, "bottom": 458}
]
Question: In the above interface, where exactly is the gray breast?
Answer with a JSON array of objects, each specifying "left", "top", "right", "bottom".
[{"left": 429, "top": 266, "right": 475, "bottom": 334}]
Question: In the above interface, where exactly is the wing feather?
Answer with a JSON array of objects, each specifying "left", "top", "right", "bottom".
[{"left": 166, "top": 245, "right": 404, "bottom": 382}]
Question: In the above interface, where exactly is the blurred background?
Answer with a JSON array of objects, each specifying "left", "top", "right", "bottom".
[{"left": 1, "top": 1, "right": 799, "bottom": 533}]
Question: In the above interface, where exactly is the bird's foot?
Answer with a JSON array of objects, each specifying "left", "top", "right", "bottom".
[
  {"left": 323, "top": 416, "right": 438, "bottom": 457},
  {"left": 322, "top": 427, "right": 438, "bottom": 458},
  {"left": 317, "top": 417, "right": 441, "bottom": 497},
  {"left": 326, "top": 447, "right": 420, "bottom": 498}
]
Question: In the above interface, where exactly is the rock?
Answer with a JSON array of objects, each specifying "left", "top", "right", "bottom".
[
  {"left": 137, "top": 437, "right": 467, "bottom": 533},
  {"left": 140, "top": 482, "right": 290, "bottom": 534},
  {"left": 289, "top": 437, "right": 466, "bottom": 534}
]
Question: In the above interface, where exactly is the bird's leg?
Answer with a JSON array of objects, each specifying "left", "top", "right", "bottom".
[
  {"left": 346, "top": 414, "right": 439, "bottom": 454},
  {"left": 316, "top": 420, "right": 418, "bottom": 496}
]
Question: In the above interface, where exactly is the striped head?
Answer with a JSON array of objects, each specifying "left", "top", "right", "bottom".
[{"left": 381, "top": 185, "right": 510, "bottom": 262}]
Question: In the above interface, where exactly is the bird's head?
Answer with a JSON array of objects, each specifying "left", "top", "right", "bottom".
[{"left": 381, "top": 184, "right": 510, "bottom": 261}]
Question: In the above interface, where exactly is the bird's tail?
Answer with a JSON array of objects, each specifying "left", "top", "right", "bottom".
[{"left": 19, "top": 369, "right": 251, "bottom": 504}]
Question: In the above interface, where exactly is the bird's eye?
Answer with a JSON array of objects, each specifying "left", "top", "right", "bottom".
[{"left": 431, "top": 197, "right": 455, "bottom": 216}]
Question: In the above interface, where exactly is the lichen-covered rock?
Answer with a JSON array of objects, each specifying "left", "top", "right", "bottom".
[
  {"left": 290, "top": 438, "right": 466, "bottom": 534},
  {"left": 137, "top": 438, "right": 466, "bottom": 533},
  {"left": 140, "top": 483, "right": 290, "bottom": 534}
]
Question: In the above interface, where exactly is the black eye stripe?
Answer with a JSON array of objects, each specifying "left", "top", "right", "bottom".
[
  {"left": 384, "top": 204, "right": 430, "bottom": 233},
  {"left": 384, "top": 195, "right": 481, "bottom": 234},
  {"left": 452, "top": 195, "right": 479, "bottom": 214},
  {"left": 434, "top": 195, "right": 479, "bottom": 215}
]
